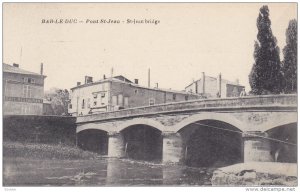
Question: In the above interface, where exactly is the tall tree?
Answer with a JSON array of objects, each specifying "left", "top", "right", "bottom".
[
  {"left": 249, "top": 5, "right": 283, "bottom": 95},
  {"left": 282, "top": 19, "right": 297, "bottom": 93}
]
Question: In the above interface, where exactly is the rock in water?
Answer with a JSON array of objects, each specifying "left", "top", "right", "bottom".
[{"left": 211, "top": 162, "right": 297, "bottom": 186}]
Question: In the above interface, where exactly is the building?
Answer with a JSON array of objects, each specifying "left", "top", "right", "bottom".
[
  {"left": 43, "top": 99, "right": 55, "bottom": 115},
  {"left": 185, "top": 72, "right": 245, "bottom": 98},
  {"left": 68, "top": 75, "right": 202, "bottom": 116},
  {"left": 3, "top": 63, "right": 46, "bottom": 115}
]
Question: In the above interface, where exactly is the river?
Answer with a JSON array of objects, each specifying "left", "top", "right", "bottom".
[{"left": 3, "top": 157, "right": 215, "bottom": 186}]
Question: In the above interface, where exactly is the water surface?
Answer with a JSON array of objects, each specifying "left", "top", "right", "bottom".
[{"left": 3, "top": 157, "right": 214, "bottom": 186}]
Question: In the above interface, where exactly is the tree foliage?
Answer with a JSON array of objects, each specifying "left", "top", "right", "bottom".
[
  {"left": 249, "top": 5, "right": 283, "bottom": 95},
  {"left": 282, "top": 19, "right": 297, "bottom": 93},
  {"left": 44, "top": 88, "right": 69, "bottom": 116}
]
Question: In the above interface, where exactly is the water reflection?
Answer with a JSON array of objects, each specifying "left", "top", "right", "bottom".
[{"left": 3, "top": 158, "right": 214, "bottom": 186}]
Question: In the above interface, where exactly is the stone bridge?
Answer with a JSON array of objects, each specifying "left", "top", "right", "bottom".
[{"left": 76, "top": 94, "right": 297, "bottom": 166}]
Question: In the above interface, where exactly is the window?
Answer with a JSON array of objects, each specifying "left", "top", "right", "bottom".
[
  {"left": 28, "top": 78, "right": 35, "bottom": 84},
  {"left": 101, "top": 92, "right": 105, "bottom": 98},
  {"left": 185, "top": 95, "right": 188, "bottom": 101},
  {"left": 87, "top": 98, "right": 91, "bottom": 108},
  {"left": 94, "top": 101, "right": 97, "bottom": 106},
  {"left": 149, "top": 98, "right": 155, "bottom": 106},
  {"left": 82, "top": 99, "right": 85, "bottom": 109},
  {"left": 173, "top": 94, "right": 176, "bottom": 101},
  {"left": 28, "top": 86, "right": 32, "bottom": 98},
  {"left": 118, "top": 94, "right": 123, "bottom": 106},
  {"left": 23, "top": 85, "right": 31, "bottom": 98},
  {"left": 23, "top": 77, "right": 35, "bottom": 84},
  {"left": 69, "top": 104, "right": 72, "bottom": 109},
  {"left": 23, "top": 85, "right": 27, "bottom": 97},
  {"left": 112, "top": 96, "right": 117, "bottom": 106},
  {"left": 93, "top": 94, "right": 97, "bottom": 99},
  {"left": 134, "top": 89, "right": 138, "bottom": 94},
  {"left": 124, "top": 97, "right": 129, "bottom": 107}
]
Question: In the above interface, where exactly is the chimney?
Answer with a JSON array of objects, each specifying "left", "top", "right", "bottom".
[
  {"left": 40, "top": 63, "right": 44, "bottom": 75},
  {"left": 202, "top": 72, "right": 205, "bottom": 94},
  {"left": 77, "top": 82, "right": 81, "bottom": 86},
  {"left": 148, "top": 68, "right": 150, "bottom": 88},
  {"left": 111, "top": 67, "right": 114, "bottom": 78},
  {"left": 155, "top": 83, "right": 158, "bottom": 88},
  {"left": 103, "top": 74, "right": 106, "bottom": 79},
  {"left": 85, "top": 76, "right": 93, "bottom": 84},
  {"left": 217, "top": 73, "right": 222, "bottom": 97},
  {"left": 134, "top": 79, "right": 139, "bottom": 84},
  {"left": 13, "top": 63, "right": 19, "bottom": 68}
]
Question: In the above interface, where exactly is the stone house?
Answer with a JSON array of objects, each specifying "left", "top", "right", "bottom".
[
  {"left": 3, "top": 63, "right": 46, "bottom": 115},
  {"left": 68, "top": 75, "right": 202, "bottom": 116},
  {"left": 185, "top": 72, "right": 245, "bottom": 98}
]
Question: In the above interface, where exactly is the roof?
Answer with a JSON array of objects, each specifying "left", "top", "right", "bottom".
[
  {"left": 113, "top": 75, "right": 133, "bottom": 83},
  {"left": 71, "top": 76, "right": 199, "bottom": 96},
  {"left": 129, "top": 81, "right": 198, "bottom": 95},
  {"left": 185, "top": 75, "right": 244, "bottom": 89},
  {"left": 70, "top": 77, "right": 126, "bottom": 90},
  {"left": 3, "top": 63, "right": 45, "bottom": 77}
]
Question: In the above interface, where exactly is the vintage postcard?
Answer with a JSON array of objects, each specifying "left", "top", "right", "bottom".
[{"left": 2, "top": 2, "right": 298, "bottom": 190}]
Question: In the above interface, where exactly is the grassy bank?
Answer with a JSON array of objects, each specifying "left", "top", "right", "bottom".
[{"left": 3, "top": 141, "right": 99, "bottom": 160}]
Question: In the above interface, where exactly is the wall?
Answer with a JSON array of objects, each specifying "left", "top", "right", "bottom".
[
  {"left": 3, "top": 115, "right": 76, "bottom": 145},
  {"left": 110, "top": 81, "right": 200, "bottom": 109},
  {"left": 4, "top": 72, "right": 45, "bottom": 86},
  {"left": 186, "top": 77, "right": 219, "bottom": 98},
  {"left": 68, "top": 82, "right": 110, "bottom": 115},
  {"left": 43, "top": 103, "right": 55, "bottom": 115},
  {"left": 3, "top": 72, "right": 44, "bottom": 115},
  {"left": 204, "top": 77, "right": 218, "bottom": 98},
  {"left": 70, "top": 80, "right": 201, "bottom": 116},
  {"left": 4, "top": 102, "right": 43, "bottom": 115},
  {"left": 185, "top": 77, "right": 245, "bottom": 98},
  {"left": 185, "top": 81, "right": 197, "bottom": 93}
]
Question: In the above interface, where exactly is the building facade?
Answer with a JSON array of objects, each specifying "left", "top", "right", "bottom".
[
  {"left": 68, "top": 76, "right": 202, "bottom": 116},
  {"left": 185, "top": 72, "right": 245, "bottom": 98},
  {"left": 3, "top": 63, "right": 46, "bottom": 115}
]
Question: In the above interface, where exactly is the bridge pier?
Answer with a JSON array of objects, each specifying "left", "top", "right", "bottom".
[
  {"left": 162, "top": 132, "right": 183, "bottom": 164},
  {"left": 243, "top": 131, "right": 273, "bottom": 162},
  {"left": 108, "top": 132, "right": 125, "bottom": 158}
]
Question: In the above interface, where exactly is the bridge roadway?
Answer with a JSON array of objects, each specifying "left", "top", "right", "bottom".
[{"left": 76, "top": 94, "right": 297, "bottom": 164}]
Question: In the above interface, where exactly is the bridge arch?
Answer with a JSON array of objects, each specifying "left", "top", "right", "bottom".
[
  {"left": 173, "top": 113, "right": 244, "bottom": 167},
  {"left": 118, "top": 118, "right": 164, "bottom": 161},
  {"left": 77, "top": 128, "right": 108, "bottom": 155},
  {"left": 173, "top": 112, "right": 245, "bottom": 133},
  {"left": 265, "top": 122, "right": 297, "bottom": 163},
  {"left": 261, "top": 117, "right": 297, "bottom": 132},
  {"left": 116, "top": 118, "right": 166, "bottom": 132},
  {"left": 76, "top": 123, "right": 111, "bottom": 133}
]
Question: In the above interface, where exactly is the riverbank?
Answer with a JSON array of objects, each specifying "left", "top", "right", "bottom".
[
  {"left": 3, "top": 141, "right": 99, "bottom": 160},
  {"left": 211, "top": 162, "right": 297, "bottom": 186}
]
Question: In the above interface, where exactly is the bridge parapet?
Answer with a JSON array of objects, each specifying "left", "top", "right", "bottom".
[{"left": 76, "top": 94, "right": 297, "bottom": 124}]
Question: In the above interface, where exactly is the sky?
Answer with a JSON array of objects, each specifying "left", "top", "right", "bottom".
[{"left": 3, "top": 3, "right": 297, "bottom": 92}]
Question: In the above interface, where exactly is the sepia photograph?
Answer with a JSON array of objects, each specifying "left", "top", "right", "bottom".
[{"left": 2, "top": 2, "right": 298, "bottom": 189}]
